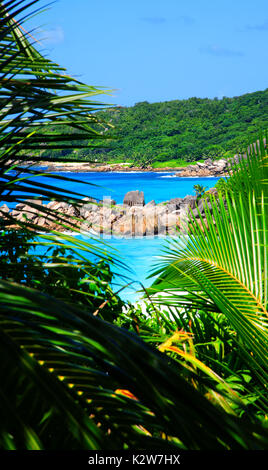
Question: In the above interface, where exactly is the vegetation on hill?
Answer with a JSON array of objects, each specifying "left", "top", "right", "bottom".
[
  {"left": 0, "top": 0, "right": 268, "bottom": 452},
  {"left": 39, "top": 90, "right": 268, "bottom": 165}
]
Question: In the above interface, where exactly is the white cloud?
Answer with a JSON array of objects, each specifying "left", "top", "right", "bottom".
[
  {"left": 245, "top": 20, "right": 268, "bottom": 31},
  {"left": 38, "top": 26, "right": 64, "bottom": 45},
  {"left": 140, "top": 17, "right": 166, "bottom": 24},
  {"left": 200, "top": 45, "right": 244, "bottom": 57}
]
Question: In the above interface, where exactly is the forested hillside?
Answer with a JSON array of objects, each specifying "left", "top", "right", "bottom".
[{"left": 40, "top": 89, "right": 268, "bottom": 164}]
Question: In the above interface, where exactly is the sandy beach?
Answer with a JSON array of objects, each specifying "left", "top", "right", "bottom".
[{"left": 25, "top": 161, "right": 184, "bottom": 173}]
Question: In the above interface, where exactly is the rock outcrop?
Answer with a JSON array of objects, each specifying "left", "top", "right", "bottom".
[
  {"left": 2, "top": 190, "right": 201, "bottom": 236},
  {"left": 123, "top": 190, "right": 145, "bottom": 207},
  {"left": 176, "top": 158, "right": 229, "bottom": 177}
]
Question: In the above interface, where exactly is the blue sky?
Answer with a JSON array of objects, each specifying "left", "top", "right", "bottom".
[{"left": 32, "top": 0, "right": 267, "bottom": 106}]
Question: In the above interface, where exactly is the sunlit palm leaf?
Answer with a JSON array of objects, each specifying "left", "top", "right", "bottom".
[
  {"left": 1, "top": 279, "right": 267, "bottom": 449},
  {"left": 0, "top": 0, "right": 112, "bottom": 232},
  {"left": 1, "top": 0, "right": 268, "bottom": 452},
  {"left": 150, "top": 141, "right": 268, "bottom": 389},
  {"left": 0, "top": 0, "right": 125, "bottom": 296}
]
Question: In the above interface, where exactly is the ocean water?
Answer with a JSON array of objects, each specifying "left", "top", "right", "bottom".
[
  {"left": 23, "top": 171, "right": 220, "bottom": 302},
  {"left": 42, "top": 171, "right": 220, "bottom": 302},
  {"left": 20, "top": 170, "right": 220, "bottom": 204},
  {"left": 78, "top": 234, "right": 172, "bottom": 304}
]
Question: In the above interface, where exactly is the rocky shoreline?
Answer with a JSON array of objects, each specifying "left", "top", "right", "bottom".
[
  {"left": 25, "top": 157, "right": 229, "bottom": 176},
  {"left": 3, "top": 156, "right": 228, "bottom": 236},
  {"left": 28, "top": 162, "right": 182, "bottom": 173},
  {"left": 1, "top": 188, "right": 218, "bottom": 237},
  {"left": 175, "top": 158, "right": 229, "bottom": 177},
  {"left": 5, "top": 141, "right": 264, "bottom": 236}
]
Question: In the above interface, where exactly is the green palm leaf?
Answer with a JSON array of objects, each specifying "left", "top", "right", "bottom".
[
  {"left": 0, "top": 0, "right": 125, "bottom": 302},
  {"left": 0, "top": 0, "right": 112, "bottom": 233},
  {"left": 150, "top": 141, "right": 268, "bottom": 389},
  {"left": 1, "top": 0, "right": 268, "bottom": 451},
  {"left": 1, "top": 279, "right": 268, "bottom": 450}
]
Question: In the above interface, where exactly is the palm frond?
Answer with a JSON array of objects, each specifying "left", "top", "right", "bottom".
[
  {"left": 150, "top": 140, "right": 268, "bottom": 389},
  {"left": 1, "top": 279, "right": 267, "bottom": 450},
  {"left": 0, "top": 0, "right": 125, "bottom": 299},
  {"left": 0, "top": 0, "right": 112, "bottom": 232}
]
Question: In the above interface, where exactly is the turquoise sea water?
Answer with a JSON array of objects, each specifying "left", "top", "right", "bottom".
[
  {"left": 24, "top": 171, "right": 220, "bottom": 302},
  {"left": 78, "top": 234, "right": 171, "bottom": 303},
  {"left": 36, "top": 171, "right": 219, "bottom": 302},
  {"left": 17, "top": 170, "right": 220, "bottom": 204}
]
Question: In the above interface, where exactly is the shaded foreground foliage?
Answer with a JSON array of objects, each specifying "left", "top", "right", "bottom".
[{"left": 0, "top": 0, "right": 268, "bottom": 450}]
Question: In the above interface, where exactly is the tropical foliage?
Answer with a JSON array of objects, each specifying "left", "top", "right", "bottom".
[
  {"left": 193, "top": 184, "right": 208, "bottom": 199},
  {"left": 0, "top": 0, "right": 268, "bottom": 451},
  {"left": 0, "top": 0, "right": 124, "bottom": 315},
  {"left": 148, "top": 136, "right": 268, "bottom": 429},
  {"left": 39, "top": 90, "right": 268, "bottom": 164}
]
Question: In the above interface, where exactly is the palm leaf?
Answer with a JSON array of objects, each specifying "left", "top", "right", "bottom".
[
  {"left": 0, "top": 0, "right": 112, "bottom": 232},
  {"left": 1, "top": 1, "right": 268, "bottom": 451},
  {"left": 0, "top": 0, "right": 126, "bottom": 300},
  {"left": 150, "top": 140, "right": 268, "bottom": 390},
  {"left": 1, "top": 279, "right": 268, "bottom": 449}
]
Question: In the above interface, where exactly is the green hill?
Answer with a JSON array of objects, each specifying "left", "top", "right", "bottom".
[{"left": 41, "top": 89, "right": 268, "bottom": 165}]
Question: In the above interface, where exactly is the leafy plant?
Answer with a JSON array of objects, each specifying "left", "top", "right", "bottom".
[
  {"left": 1, "top": 0, "right": 268, "bottom": 451},
  {"left": 1, "top": 279, "right": 268, "bottom": 450},
  {"left": 149, "top": 136, "right": 268, "bottom": 408},
  {"left": 0, "top": 0, "right": 112, "bottom": 233},
  {"left": 57, "top": 91, "right": 268, "bottom": 163},
  {"left": 0, "top": 230, "right": 124, "bottom": 321},
  {"left": 193, "top": 184, "right": 208, "bottom": 199}
]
